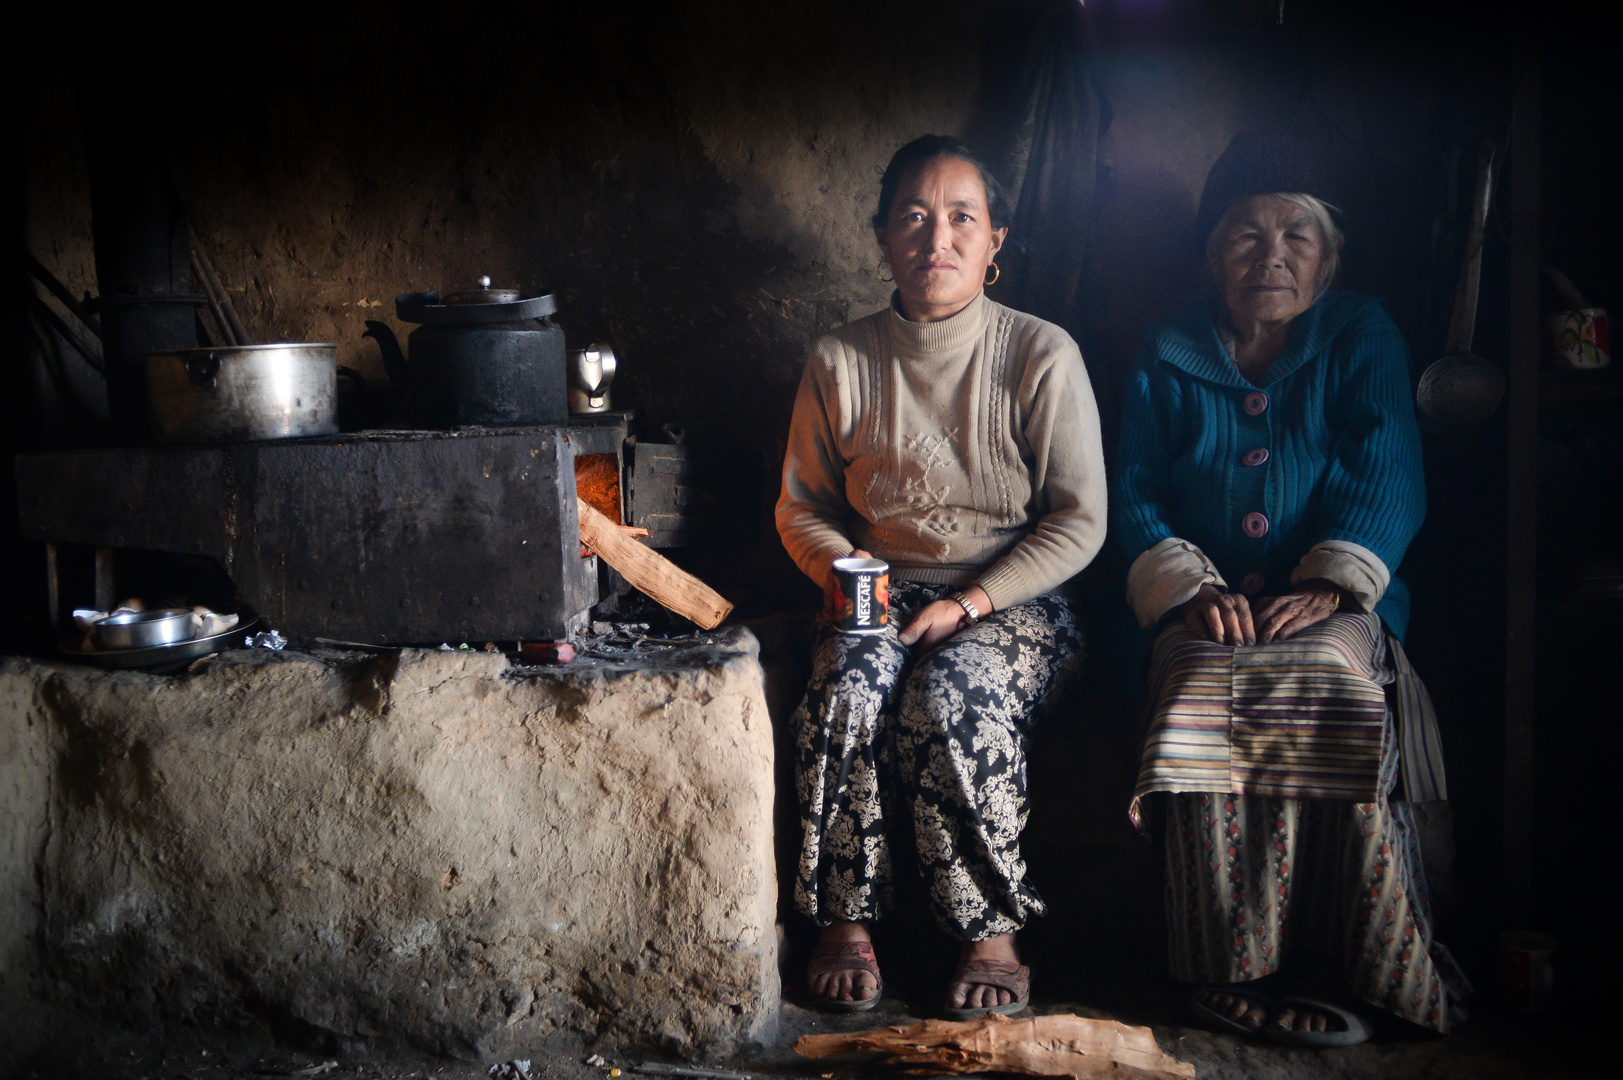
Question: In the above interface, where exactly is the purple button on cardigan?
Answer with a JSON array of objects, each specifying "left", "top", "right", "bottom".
[
  {"left": 1240, "top": 572, "right": 1266, "bottom": 595},
  {"left": 1242, "top": 447, "right": 1270, "bottom": 467},
  {"left": 1244, "top": 391, "right": 1269, "bottom": 415},
  {"left": 1242, "top": 512, "right": 1269, "bottom": 538}
]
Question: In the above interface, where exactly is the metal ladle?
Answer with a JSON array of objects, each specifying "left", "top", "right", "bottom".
[{"left": 1417, "top": 140, "right": 1506, "bottom": 425}]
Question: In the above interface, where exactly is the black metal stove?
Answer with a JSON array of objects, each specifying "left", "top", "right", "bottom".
[{"left": 16, "top": 415, "right": 637, "bottom": 644}]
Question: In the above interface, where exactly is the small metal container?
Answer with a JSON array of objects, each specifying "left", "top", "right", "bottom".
[
  {"left": 568, "top": 344, "right": 618, "bottom": 414},
  {"left": 832, "top": 557, "right": 889, "bottom": 635},
  {"left": 96, "top": 609, "right": 197, "bottom": 649}
]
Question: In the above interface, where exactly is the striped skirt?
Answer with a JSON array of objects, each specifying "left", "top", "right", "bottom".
[{"left": 1134, "top": 613, "right": 1467, "bottom": 1031}]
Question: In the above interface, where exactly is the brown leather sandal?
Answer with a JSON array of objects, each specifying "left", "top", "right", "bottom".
[
  {"left": 806, "top": 940, "right": 884, "bottom": 1013},
  {"left": 943, "top": 957, "right": 1031, "bottom": 1019}
]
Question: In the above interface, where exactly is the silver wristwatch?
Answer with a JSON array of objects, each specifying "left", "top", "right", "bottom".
[{"left": 949, "top": 590, "right": 981, "bottom": 626}]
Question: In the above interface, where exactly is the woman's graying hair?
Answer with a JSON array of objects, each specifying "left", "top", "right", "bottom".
[
  {"left": 1207, "top": 192, "right": 1345, "bottom": 291},
  {"left": 872, "top": 135, "right": 1012, "bottom": 230}
]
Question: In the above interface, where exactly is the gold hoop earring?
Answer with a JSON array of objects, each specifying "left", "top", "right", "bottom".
[
  {"left": 876, "top": 261, "right": 894, "bottom": 283},
  {"left": 984, "top": 262, "right": 1000, "bottom": 286}
]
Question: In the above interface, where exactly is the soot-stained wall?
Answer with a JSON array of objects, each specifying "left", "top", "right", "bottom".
[{"left": 23, "top": 4, "right": 979, "bottom": 466}]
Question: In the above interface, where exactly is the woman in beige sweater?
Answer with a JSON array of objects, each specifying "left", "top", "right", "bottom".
[{"left": 777, "top": 135, "right": 1107, "bottom": 1016}]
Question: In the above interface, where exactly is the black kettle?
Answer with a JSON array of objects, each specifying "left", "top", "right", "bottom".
[{"left": 364, "top": 276, "right": 568, "bottom": 428}]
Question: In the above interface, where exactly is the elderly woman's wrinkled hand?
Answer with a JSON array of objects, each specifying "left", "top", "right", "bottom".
[
  {"left": 1253, "top": 580, "right": 1343, "bottom": 643},
  {"left": 1178, "top": 583, "right": 1255, "bottom": 646}
]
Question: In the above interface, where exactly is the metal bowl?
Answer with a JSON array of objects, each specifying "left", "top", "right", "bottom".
[
  {"left": 63, "top": 611, "right": 259, "bottom": 671},
  {"left": 96, "top": 609, "right": 197, "bottom": 649}
]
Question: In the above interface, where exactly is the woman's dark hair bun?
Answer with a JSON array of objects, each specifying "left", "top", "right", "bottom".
[{"left": 873, "top": 135, "right": 1012, "bottom": 231}]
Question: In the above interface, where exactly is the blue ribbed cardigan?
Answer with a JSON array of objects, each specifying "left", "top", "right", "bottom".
[{"left": 1113, "top": 290, "right": 1426, "bottom": 639}]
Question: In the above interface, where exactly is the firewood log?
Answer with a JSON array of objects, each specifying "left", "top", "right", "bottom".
[
  {"left": 577, "top": 498, "right": 733, "bottom": 629},
  {"left": 794, "top": 1013, "right": 1195, "bottom": 1080}
]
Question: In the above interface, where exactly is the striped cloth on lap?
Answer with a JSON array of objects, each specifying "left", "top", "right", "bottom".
[
  {"left": 1131, "top": 613, "right": 1393, "bottom": 828},
  {"left": 1231, "top": 614, "right": 1388, "bottom": 797}
]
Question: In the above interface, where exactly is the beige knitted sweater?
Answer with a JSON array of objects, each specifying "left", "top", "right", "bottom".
[{"left": 776, "top": 291, "right": 1107, "bottom": 612}]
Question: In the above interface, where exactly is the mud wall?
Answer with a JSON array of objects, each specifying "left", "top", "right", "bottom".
[
  {"left": 0, "top": 634, "right": 777, "bottom": 1066},
  {"left": 21, "top": 4, "right": 981, "bottom": 462},
  {"left": 0, "top": 666, "right": 51, "bottom": 1051}
]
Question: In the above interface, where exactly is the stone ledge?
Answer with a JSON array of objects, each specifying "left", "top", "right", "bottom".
[{"left": 0, "top": 626, "right": 778, "bottom": 1061}]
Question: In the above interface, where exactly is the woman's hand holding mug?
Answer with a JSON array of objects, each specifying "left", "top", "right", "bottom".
[{"left": 827, "top": 550, "right": 990, "bottom": 650}]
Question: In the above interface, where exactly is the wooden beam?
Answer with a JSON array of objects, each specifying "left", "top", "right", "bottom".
[
  {"left": 795, "top": 1013, "right": 1195, "bottom": 1080},
  {"left": 577, "top": 497, "right": 732, "bottom": 630},
  {"left": 45, "top": 542, "right": 60, "bottom": 632},
  {"left": 1502, "top": 46, "right": 1541, "bottom": 926},
  {"left": 94, "top": 546, "right": 115, "bottom": 613}
]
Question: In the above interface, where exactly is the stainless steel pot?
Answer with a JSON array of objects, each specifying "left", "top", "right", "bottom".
[
  {"left": 96, "top": 609, "right": 196, "bottom": 649},
  {"left": 145, "top": 344, "right": 339, "bottom": 443}
]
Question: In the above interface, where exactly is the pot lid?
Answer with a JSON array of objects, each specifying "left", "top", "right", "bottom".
[
  {"left": 441, "top": 276, "right": 522, "bottom": 305},
  {"left": 395, "top": 277, "right": 558, "bottom": 325}
]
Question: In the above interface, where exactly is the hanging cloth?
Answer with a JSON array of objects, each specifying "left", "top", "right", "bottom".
[{"left": 969, "top": 0, "right": 1110, "bottom": 330}]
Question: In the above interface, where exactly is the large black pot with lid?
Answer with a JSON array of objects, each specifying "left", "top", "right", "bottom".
[{"left": 363, "top": 276, "right": 567, "bottom": 428}]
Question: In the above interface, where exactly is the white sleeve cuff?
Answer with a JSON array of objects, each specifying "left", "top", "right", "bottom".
[
  {"left": 1126, "top": 537, "right": 1227, "bottom": 629},
  {"left": 1291, "top": 540, "right": 1391, "bottom": 611}
]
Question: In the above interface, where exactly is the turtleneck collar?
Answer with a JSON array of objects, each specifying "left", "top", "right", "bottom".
[{"left": 885, "top": 290, "right": 989, "bottom": 354}]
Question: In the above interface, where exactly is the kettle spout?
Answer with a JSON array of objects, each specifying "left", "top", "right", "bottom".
[{"left": 363, "top": 320, "right": 409, "bottom": 386}]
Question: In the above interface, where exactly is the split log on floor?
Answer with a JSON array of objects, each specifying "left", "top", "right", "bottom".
[
  {"left": 794, "top": 1013, "right": 1195, "bottom": 1080},
  {"left": 577, "top": 497, "right": 733, "bottom": 629}
]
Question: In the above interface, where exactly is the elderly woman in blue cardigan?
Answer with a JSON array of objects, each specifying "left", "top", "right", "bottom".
[{"left": 1114, "top": 135, "right": 1466, "bottom": 1045}]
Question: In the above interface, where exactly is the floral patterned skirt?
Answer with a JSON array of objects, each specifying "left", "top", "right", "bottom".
[
  {"left": 791, "top": 581, "right": 1083, "bottom": 941},
  {"left": 1160, "top": 714, "right": 1470, "bottom": 1031}
]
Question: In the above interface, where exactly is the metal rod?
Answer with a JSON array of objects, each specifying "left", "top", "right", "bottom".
[
  {"left": 30, "top": 293, "right": 106, "bottom": 373},
  {"left": 1502, "top": 46, "right": 1540, "bottom": 928},
  {"left": 191, "top": 249, "right": 238, "bottom": 347},
  {"left": 24, "top": 251, "right": 102, "bottom": 337},
  {"left": 189, "top": 227, "right": 249, "bottom": 345}
]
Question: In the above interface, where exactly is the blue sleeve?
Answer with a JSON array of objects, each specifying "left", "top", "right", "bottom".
[
  {"left": 1112, "top": 344, "right": 1181, "bottom": 562},
  {"left": 1317, "top": 305, "right": 1426, "bottom": 572}
]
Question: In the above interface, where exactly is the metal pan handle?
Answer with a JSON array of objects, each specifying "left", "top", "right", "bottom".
[{"left": 183, "top": 353, "right": 221, "bottom": 389}]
